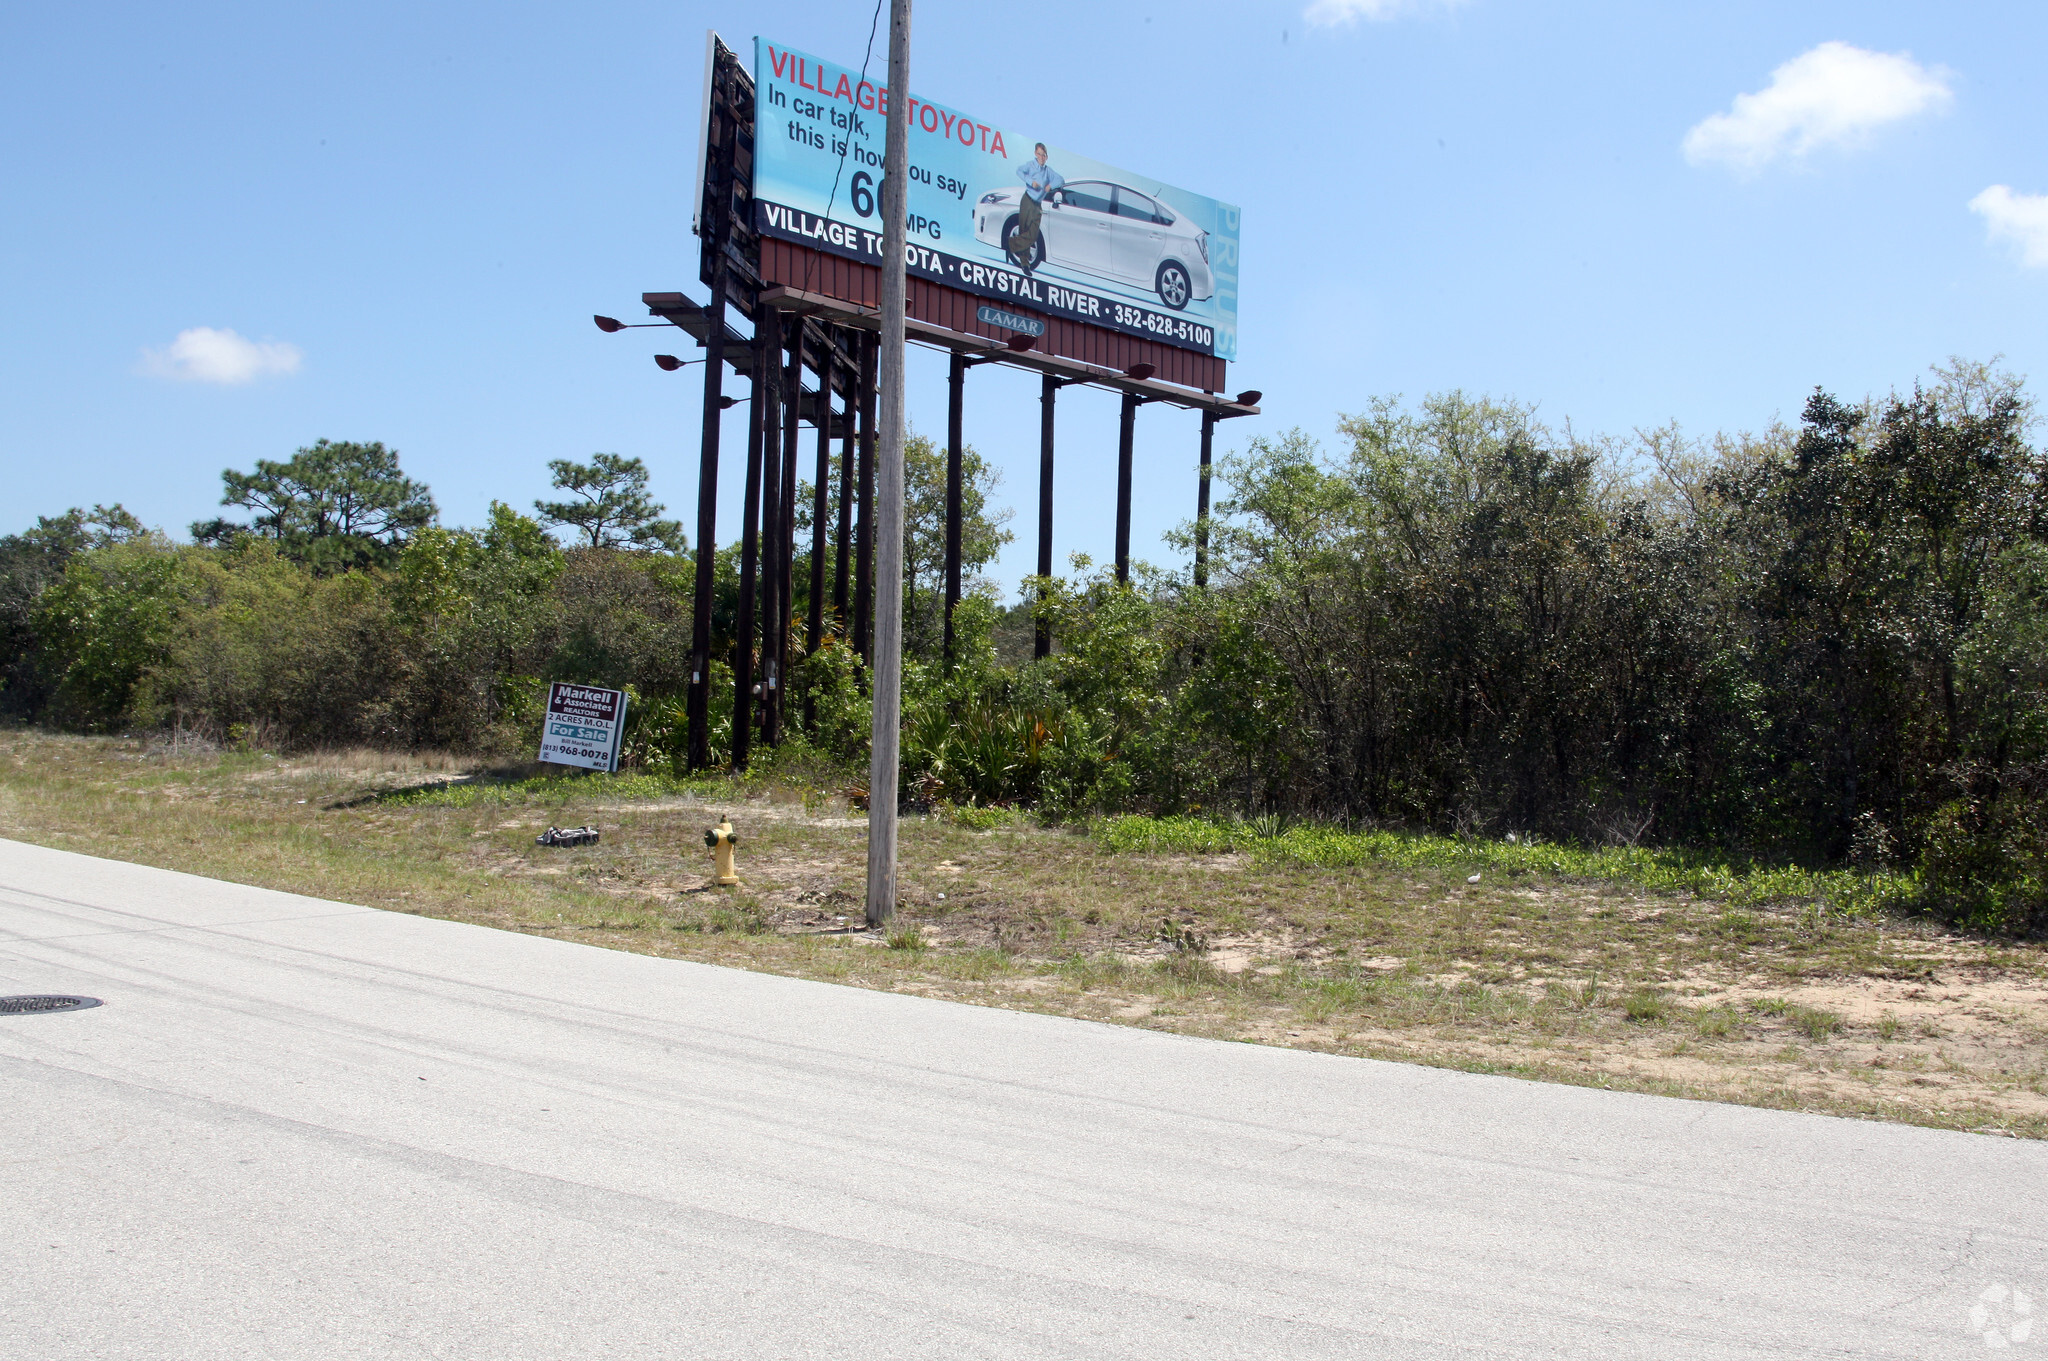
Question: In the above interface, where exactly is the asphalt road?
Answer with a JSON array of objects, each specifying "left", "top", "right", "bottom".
[{"left": 2, "top": 838, "right": 2042, "bottom": 1359}]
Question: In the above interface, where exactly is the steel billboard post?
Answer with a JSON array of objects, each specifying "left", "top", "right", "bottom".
[
  {"left": 834, "top": 349, "right": 856, "bottom": 638},
  {"left": 1035, "top": 374, "right": 1058, "bottom": 659},
  {"left": 732, "top": 328, "right": 769, "bottom": 771},
  {"left": 758, "top": 319, "right": 784, "bottom": 749},
  {"left": 853, "top": 332, "right": 877, "bottom": 666},
  {"left": 1195, "top": 409, "right": 1215, "bottom": 589},
  {"left": 688, "top": 271, "right": 727, "bottom": 770},
  {"left": 808, "top": 335, "right": 834, "bottom": 661},
  {"left": 944, "top": 351, "right": 965, "bottom": 663},
  {"left": 865, "top": 0, "right": 912, "bottom": 929},
  {"left": 779, "top": 319, "right": 804, "bottom": 735},
  {"left": 767, "top": 315, "right": 801, "bottom": 746},
  {"left": 1115, "top": 391, "right": 1138, "bottom": 584}
]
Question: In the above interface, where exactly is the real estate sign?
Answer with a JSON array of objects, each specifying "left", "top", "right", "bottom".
[
  {"left": 749, "top": 36, "right": 1241, "bottom": 361},
  {"left": 538, "top": 682, "right": 627, "bottom": 773}
]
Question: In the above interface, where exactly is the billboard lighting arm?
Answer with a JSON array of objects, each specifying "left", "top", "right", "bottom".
[{"left": 865, "top": 0, "right": 912, "bottom": 931}]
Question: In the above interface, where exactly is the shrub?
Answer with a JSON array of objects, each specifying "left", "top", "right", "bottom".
[
  {"left": 31, "top": 537, "right": 183, "bottom": 728},
  {"left": 1914, "top": 793, "right": 2048, "bottom": 935},
  {"left": 164, "top": 541, "right": 400, "bottom": 745}
]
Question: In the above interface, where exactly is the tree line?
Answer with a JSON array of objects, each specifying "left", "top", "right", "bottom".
[{"left": 2, "top": 359, "right": 2042, "bottom": 931}]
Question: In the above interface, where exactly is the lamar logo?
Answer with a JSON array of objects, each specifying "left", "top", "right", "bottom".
[{"left": 1972, "top": 1283, "right": 2034, "bottom": 1349}]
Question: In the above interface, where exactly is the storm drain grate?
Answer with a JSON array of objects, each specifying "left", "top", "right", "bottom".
[{"left": 0, "top": 995, "right": 104, "bottom": 1016}]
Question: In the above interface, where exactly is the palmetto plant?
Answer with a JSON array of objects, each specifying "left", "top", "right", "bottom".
[{"left": 904, "top": 697, "right": 1066, "bottom": 807}]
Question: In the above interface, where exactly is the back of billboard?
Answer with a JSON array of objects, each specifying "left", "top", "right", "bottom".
[{"left": 748, "top": 37, "right": 1240, "bottom": 364}]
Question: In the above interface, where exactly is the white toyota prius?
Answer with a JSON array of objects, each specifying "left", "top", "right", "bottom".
[{"left": 973, "top": 180, "right": 1214, "bottom": 311}]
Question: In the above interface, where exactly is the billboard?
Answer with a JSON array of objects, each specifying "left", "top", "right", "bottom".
[{"left": 749, "top": 37, "right": 1240, "bottom": 363}]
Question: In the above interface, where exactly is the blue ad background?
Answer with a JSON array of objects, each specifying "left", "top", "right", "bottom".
[{"left": 751, "top": 36, "right": 1240, "bottom": 362}]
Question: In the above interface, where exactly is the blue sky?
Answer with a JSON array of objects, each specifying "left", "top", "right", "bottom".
[{"left": 5, "top": 1, "right": 2045, "bottom": 595}]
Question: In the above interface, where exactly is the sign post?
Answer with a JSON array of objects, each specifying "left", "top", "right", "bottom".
[{"left": 538, "top": 682, "right": 629, "bottom": 773}]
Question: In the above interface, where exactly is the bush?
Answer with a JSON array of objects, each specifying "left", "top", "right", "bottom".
[
  {"left": 32, "top": 536, "right": 182, "bottom": 728},
  {"left": 1915, "top": 793, "right": 2048, "bottom": 935},
  {"left": 164, "top": 541, "right": 400, "bottom": 745}
]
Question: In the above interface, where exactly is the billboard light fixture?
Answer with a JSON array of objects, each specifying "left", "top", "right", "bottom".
[
  {"left": 654, "top": 354, "right": 703, "bottom": 372},
  {"left": 594, "top": 314, "right": 668, "bottom": 332},
  {"left": 1004, "top": 333, "right": 1037, "bottom": 353},
  {"left": 717, "top": 395, "right": 746, "bottom": 410},
  {"left": 1235, "top": 390, "right": 1262, "bottom": 406},
  {"left": 1123, "top": 363, "right": 1156, "bottom": 381}
]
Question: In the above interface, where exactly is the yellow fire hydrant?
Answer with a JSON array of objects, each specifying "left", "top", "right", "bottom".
[{"left": 704, "top": 815, "right": 740, "bottom": 886}]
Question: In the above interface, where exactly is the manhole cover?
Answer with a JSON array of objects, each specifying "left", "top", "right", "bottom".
[{"left": 0, "top": 995, "right": 103, "bottom": 1016}]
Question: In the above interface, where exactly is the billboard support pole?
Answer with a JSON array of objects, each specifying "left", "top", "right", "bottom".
[
  {"left": 853, "top": 332, "right": 877, "bottom": 667},
  {"left": 779, "top": 319, "right": 803, "bottom": 732},
  {"left": 866, "top": 0, "right": 912, "bottom": 930},
  {"left": 944, "top": 351, "right": 965, "bottom": 664},
  {"left": 732, "top": 327, "right": 769, "bottom": 771},
  {"left": 1195, "top": 410, "right": 1215, "bottom": 589},
  {"left": 1115, "top": 391, "right": 1138, "bottom": 584},
  {"left": 834, "top": 343, "right": 856, "bottom": 639},
  {"left": 759, "top": 317, "right": 784, "bottom": 749},
  {"left": 808, "top": 333, "right": 833, "bottom": 662},
  {"left": 688, "top": 270, "right": 727, "bottom": 770},
  {"left": 1035, "top": 374, "right": 1056, "bottom": 659},
  {"left": 766, "top": 314, "right": 800, "bottom": 746}
]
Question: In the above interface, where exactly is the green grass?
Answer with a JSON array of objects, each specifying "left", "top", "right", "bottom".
[
  {"left": 935, "top": 803, "right": 1037, "bottom": 832},
  {"left": 378, "top": 769, "right": 748, "bottom": 809},
  {"left": 1622, "top": 988, "right": 1671, "bottom": 1024},
  {"left": 1748, "top": 996, "right": 1846, "bottom": 1040},
  {"left": 1693, "top": 1007, "right": 1739, "bottom": 1039},
  {"left": 1096, "top": 814, "right": 1918, "bottom": 915}
]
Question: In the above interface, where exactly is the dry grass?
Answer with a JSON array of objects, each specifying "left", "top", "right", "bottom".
[{"left": 4, "top": 729, "right": 2045, "bottom": 1139}]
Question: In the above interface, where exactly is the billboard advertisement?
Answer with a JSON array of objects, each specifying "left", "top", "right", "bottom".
[{"left": 748, "top": 37, "right": 1240, "bottom": 363}]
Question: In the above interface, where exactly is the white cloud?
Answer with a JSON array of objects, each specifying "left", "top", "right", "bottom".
[
  {"left": 1305, "top": 0, "right": 1465, "bottom": 26},
  {"left": 1971, "top": 186, "right": 2048, "bottom": 268},
  {"left": 1683, "top": 41, "right": 1952, "bottom": 172},
  {"left": 140, "top": 327, "right": 303, "bottom": 384}
]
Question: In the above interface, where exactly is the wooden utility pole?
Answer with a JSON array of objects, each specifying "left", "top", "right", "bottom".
[{"left": 865, "top": 0, "right": 911, "bottom": 928}]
